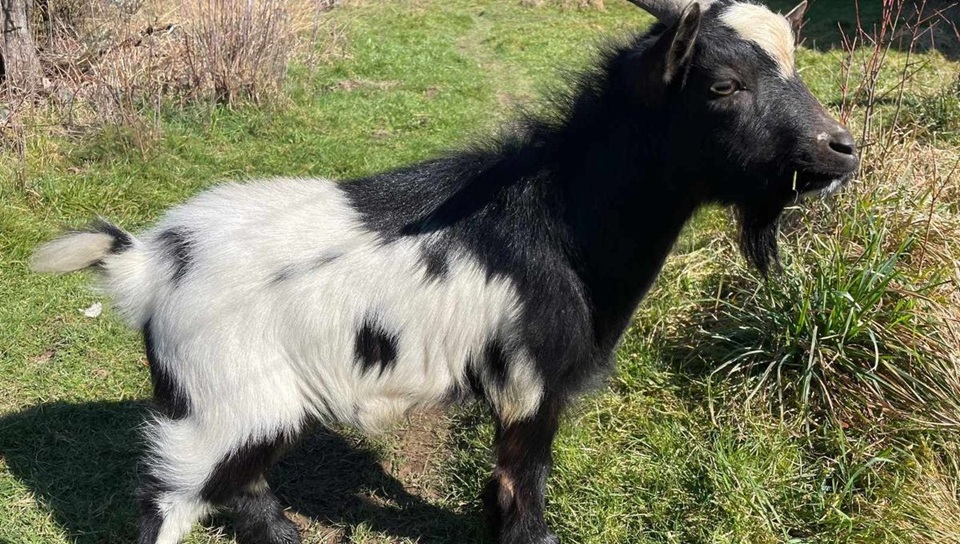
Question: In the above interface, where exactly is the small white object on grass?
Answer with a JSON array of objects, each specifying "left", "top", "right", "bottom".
[{"left": 82, "top": 302, "right": 103, "bottom": 318}]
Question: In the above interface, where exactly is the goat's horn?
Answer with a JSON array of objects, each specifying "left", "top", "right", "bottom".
[{"left": 625, "top": 0, "right": 706, "bottom": 22}]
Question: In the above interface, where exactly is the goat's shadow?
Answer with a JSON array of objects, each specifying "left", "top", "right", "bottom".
[{"left": 0, "top": 401, "right": 486, "bottom": 543}]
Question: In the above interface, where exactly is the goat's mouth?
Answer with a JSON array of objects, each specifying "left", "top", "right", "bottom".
[{"left": 792, "top": 169, "right": 856, "bottom": 196}]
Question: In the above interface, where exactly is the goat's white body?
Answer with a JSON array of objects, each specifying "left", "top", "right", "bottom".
[{"left": 103, "top": 178, "right": 542, "bottom": 437}]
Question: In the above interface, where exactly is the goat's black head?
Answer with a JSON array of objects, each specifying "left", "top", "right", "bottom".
[{"left": 624, "top": 0, "right": 859, "bottom": 274}]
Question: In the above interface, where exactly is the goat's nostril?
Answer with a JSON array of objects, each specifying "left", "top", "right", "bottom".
[
  {"left": 827, "top": 131, "right": 857, "bottom": 157},
  {"left": 829, "top": 140, "right": 855, "bottom": 156}
]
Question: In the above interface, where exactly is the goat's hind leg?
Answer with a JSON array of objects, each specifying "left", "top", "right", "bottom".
[
  {"left": 206, "top": 443, "right": 301, "bottom": 544},
  {"left": 136, "top": 417, "right": 217, "bottom": 544},
  {"left": 137, "top": 417, "right": 300, "bottom": 544},
  {"left": 484, "top": 400, "right": 562, "bottom": 544}
]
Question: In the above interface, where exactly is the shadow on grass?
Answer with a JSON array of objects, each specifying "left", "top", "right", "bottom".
[
  {"left": 0, "top": 401, "right": 485, "bottom": 543},
  {"left": 765, "top": 0, "right": 960, "bottom": 60}
]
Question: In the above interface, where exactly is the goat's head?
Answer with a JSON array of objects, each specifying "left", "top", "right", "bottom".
[{"left": 625, "top": 0, "right": 859, "bottom": 274}]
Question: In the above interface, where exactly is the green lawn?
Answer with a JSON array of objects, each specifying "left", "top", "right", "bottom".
[{"left": 2, "top": 1, "right": 959, "bottom": 543}]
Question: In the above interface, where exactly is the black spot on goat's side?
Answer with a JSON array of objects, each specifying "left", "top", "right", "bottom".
[
  {"left": 271, "top": 250, "right": 344, "bottom": 285},
  {"left": 200, "top": 435, "right": 290, "bottom": 505},
  {"left": 483, "top": 340, "right": 510, "bottom": 389},
  {"left": 271, "top": 266, "right": 297, "bottom": 284},
  {"left": 444, "top": 364, "right": 487, "bottom": 406},
  {"left": 157, "top": 229, "right": 192, "bottom": 284},
  {"left": 461, "top": 340, "right": 510, "bottom": 402},
  {"left": 420, "top": 243, "right": 449, "bottom": 282},
  {"left": 143, "top": 319, "right": 191, "bottom": 420},
  {"left": 354, "top": 319, "right": 399, "bottom": 376},
  {"left": 311, "top": 249, "right": 343, "bottom": 268},
  {"left": 465, "top": 365, "right": 486, "bottom": 399}
]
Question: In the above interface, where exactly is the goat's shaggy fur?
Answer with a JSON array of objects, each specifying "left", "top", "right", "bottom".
[{"left": 31, "top": 1, "right": 858, "bottom": 543}]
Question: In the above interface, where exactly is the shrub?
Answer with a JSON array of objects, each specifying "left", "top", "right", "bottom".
[
  {"left": 3, "top": 0, "right": 335, "bottom": 146},
  {"left": 182, "top": 0, "right": 312, "bottom": 105}
]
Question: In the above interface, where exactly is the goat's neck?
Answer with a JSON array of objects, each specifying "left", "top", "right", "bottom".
[{"left": 552, "top": 118, "right": 703, "bottom": 353}]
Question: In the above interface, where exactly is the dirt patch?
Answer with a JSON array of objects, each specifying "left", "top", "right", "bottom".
[
  {"left": 383, "top": 410, "right": 451, "bottom": 502},
  {"left": 276, "top": 410, "right": 474, "bottom": 543}
]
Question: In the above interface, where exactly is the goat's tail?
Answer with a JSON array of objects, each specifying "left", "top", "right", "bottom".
[
  {"left": 31, "top": 219, "right": 156, "bottom": 326},
  {"left": 30, "top": 219, "right": 134, "bottom": 273}
]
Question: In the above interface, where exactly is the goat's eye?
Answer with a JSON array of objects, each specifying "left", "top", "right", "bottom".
[{"left": 710, "top": 80, "right": 741, "bottom": 97}]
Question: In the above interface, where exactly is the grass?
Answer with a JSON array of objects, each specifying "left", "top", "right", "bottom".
[{"left": 2, "top": 0, "right": 959, "bottom": 543}]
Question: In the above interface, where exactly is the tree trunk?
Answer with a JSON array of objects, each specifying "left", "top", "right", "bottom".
[{"left": 1, "top": 0, "right": 41, "bottom": 93}]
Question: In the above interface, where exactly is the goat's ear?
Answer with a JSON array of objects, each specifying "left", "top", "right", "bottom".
[
  {"left": 650, "top": 2, "right": 702, "bottom": 87},
  {"left": 784, "top": 1, "right": 807, "bottom": 45}
]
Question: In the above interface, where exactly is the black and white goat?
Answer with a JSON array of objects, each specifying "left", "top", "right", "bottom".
[{"left": 31, "top": 1, "right": 859, "bottom": 542}]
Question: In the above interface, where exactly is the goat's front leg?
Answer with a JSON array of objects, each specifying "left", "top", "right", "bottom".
[{"left": 484, "top": 400, "right": 561, "bottom": 544}]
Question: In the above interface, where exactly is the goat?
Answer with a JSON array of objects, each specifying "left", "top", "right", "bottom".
[{"left": 30, "top": 1, "right": 858, "bottom": 543}]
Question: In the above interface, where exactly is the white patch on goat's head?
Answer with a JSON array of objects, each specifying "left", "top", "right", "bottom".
[{"left": 719, "top": 2, "right": 796, "bottom": 78}]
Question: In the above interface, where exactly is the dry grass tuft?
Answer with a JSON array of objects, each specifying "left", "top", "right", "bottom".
[
  {"left": 1, "top": 0, "right": 340, "bottom": 152},
  {"left": 181, "top": 0, "right": 313, "bottom": 105}
]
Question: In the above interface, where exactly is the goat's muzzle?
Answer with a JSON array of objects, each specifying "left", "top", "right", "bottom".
[{"left": 795, "top": 122, "right": 859, "bottom": 195}]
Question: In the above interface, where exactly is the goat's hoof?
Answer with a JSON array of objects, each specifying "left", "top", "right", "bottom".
[
  {"left": 500, "top": 529, "right": 559, "bottom": 544},
  {"left": 234, "top": 514, "right": 301, "bottom": 544},
  {"left": 507, "top": 535, "right": 559, "bottom": 544}
]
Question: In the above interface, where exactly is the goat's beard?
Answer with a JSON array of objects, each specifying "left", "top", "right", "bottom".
[{"left": 736, "top": 197, "right": 786, "bottom": 277}]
